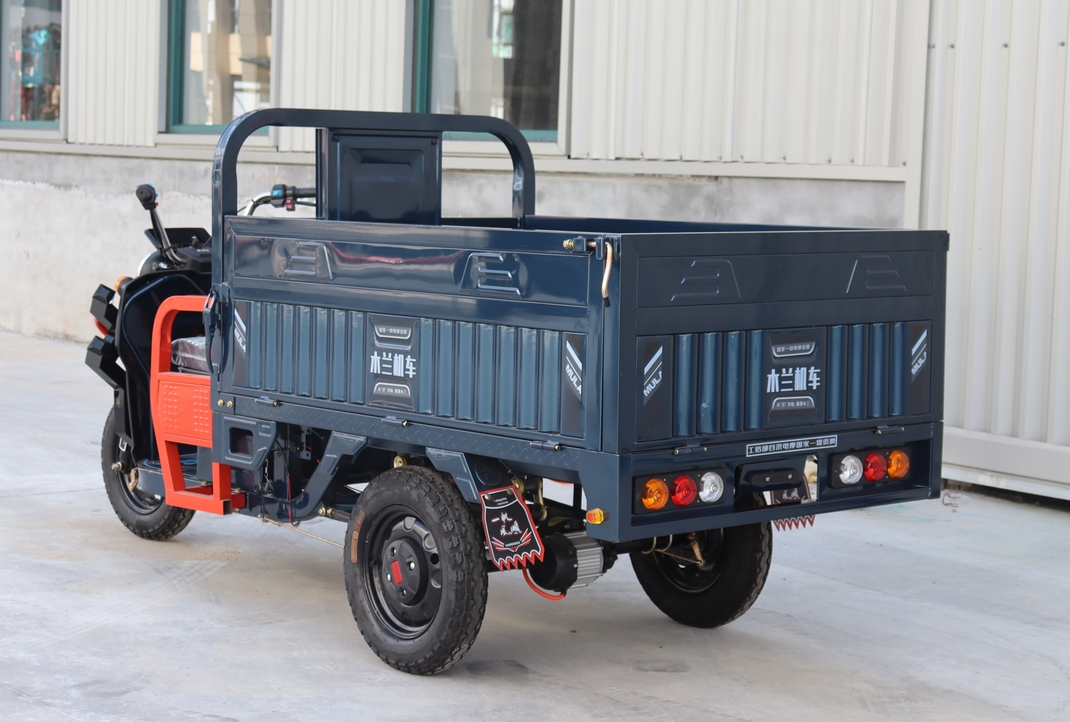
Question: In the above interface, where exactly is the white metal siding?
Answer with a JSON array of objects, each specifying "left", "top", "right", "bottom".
[
  {"left": 276, "top": 0, "right": 408, "bottom": 152},
  {"left": 66, "top": 0, "right": 160, "bottom": 147},
  {"left": 923, "top": 0, "right": 1070, "bottom": 493},
  {"left": 569, "top": 0, "right": 926, "bottom": 169}
]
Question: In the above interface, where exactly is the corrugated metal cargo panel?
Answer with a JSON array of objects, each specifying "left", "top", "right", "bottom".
[
  {"left": 922, "top": 0, "right": 1070, "bottom": 493},
  {"left": 66, "top": 0, "right": 160, "bottom": 146},
  {"left": 570, "top": 0, "right": 924, "bottom": 167},
  {"left": 236, "top": 301, "right": 585, "bottom": 438},
  {"left": 639, "top": 322, "right": 931, "bottom": 445},
  {"left": 276, "top": 0, "right": 408, "bottom": 152}
]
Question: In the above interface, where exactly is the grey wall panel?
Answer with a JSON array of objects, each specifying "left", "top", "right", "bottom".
[{"left": 923, "top": 0, "right": 1070, "bottom": 496}]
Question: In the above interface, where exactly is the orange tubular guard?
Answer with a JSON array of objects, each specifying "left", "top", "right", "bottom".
[{"left": 149, "top": 295, "right": 245, "bottom": 515}]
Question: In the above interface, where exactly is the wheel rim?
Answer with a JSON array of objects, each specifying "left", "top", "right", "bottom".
[
  {"left": 109, "top": 437, "right": 164, "bottom": 515},
  {"left": 651, "top": 530, "right": 728, "bottom": 593},
  {"left": 363, "top": 507, "right": 443, "bottom": 639}
]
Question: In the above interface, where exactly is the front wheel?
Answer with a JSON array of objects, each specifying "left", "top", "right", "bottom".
[
  {"left": 101, "top": 408, "right": 194, "bottom": 541},
  {"left": 344, "top": 466, "right": 488, "bottom": 675},
  {"left": 630, "top": 497, "right": 772, "bottom": 628}
]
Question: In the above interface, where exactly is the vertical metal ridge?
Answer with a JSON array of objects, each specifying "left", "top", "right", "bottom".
[
  {"left": 869, "top": 322, "right": 888, "bottom": 418},
  {"left": 279, "top": 304, "right": 295, "bottom": 394},
  {"left": 496, "top": 326, "right": 517, "bottom": 427},
  {"left": 455, "top": 322, "right": 475, "bottom": 421},
  {"left": 248, "top": 301, "right": 262, "bottom": 389},
  {"left": 674, "top": 334, "right": 696, "bottom": 437},
  {"left": 827, "top": 325, "right": 846, "bottom": 421},
  {"left": 517, "top": 328, "right": 539, "bottom": 430},
  {"left": 296, "top": 305, "right": 313, "bottom": 397},
  {"left": 889, "top": 322, "right": 905, "bottom": 416},
  {"left": 698, "top": 332, "right": 721, "bottom": 434},
  {"left": 417, "top": 319, "right": 435, "bottom": 414},
  {"left": 847, "top": 324, "right": 868, "bottom": 420},
  {"left": 538, "top": 330, "right": 561, "bottom": 433},
  {"left": 263, "top": 303, "right": 278, "bottom": 392},
  {"left": 347, "top": 311, "right": 365, "bottom": 404},
  {"left": 313, "top": 307, "right": 329, "bottom": 399},
  {"left": 475, "top": 323, "right": 496, "bottom": 423},
  {"left": 329, "top": 310, "right": 347, "bottom": 401},
  {"left": 722, "top": 331, "right": 745, "bottom": 432},
  {"left": 435, "top": 320, "right": 454, "bottom": 417},
  {"left": 745, "top": 330, "right": 764, "bottom": 430}
]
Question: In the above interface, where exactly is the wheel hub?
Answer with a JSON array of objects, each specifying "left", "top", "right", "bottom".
[{"left": 368, "top": 514, "right": 443, "bottom": 638}]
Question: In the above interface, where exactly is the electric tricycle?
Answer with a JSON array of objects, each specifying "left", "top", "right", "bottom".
[{"left": 86, "top": 109, "right": 947, "bottom": 674}]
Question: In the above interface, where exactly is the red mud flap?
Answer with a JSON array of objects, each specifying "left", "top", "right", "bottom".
[
  {"left": 773, "top": 515, "right": 815, "bottom": 531},
  {"left": 479, "top": 487, "right": 545, "bottom": 570},
  {"left": 149, "top": 295, "right": 245, "bottom": 515}
]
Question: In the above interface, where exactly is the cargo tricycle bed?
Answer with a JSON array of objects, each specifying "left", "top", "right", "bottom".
[{"left": 86, "top": 108, "right": 946, "bottom": 674}]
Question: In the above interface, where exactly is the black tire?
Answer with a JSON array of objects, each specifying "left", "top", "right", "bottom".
[
  {"left": 630, "top": 496, "right": 772, "bottom": 628},
  {"left": 344, "top": 466, "right": 488, "bottom": 675},
  {"left": 101, "top": 408, "right": 195, "bottom": 541}
]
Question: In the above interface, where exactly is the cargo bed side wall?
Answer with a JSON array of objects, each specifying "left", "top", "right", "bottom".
[{"left": 215, "top": 218, "right": 606, "bottom": 452}]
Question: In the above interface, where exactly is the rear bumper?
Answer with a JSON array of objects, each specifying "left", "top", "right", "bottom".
[{"left": 580, "top": 421, "right": 942, "bottom": 542}]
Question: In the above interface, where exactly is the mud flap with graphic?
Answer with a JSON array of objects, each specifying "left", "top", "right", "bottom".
[{"left": 479, "top": 486, "right": 545, "bottom": 570}]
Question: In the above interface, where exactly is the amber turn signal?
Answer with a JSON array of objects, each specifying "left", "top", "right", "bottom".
[
  {"left": 887, "top": 450, "right": 910, "bottom": 478},
  {"left": 641, "top": 478, "right": 669, "bottom": 511},
  {"left": 586, "top": 508, "right": 606, "bottom": 524}
]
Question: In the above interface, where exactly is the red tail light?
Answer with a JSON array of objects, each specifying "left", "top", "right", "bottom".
[
  {"left": 671, "top": 475, "right": 698, "bottom": 506},
  {"left": 864, "top": 452, "right": 887, "bottom": 481}
]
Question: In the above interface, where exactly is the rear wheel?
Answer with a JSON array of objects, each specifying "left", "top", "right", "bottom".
[
  {"left": 101, "top": 408, "right": 194, "bottom": 541},
  {"left": 344, "top": 466, "right": 487, "bottom": 675},
  {"left": 630, "top": 496, "right": 772, "bottom": 628}
]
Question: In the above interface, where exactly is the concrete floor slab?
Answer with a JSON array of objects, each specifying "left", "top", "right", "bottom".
[{"left": 1, "top": 332, "right": 1068, "bottom": 721}]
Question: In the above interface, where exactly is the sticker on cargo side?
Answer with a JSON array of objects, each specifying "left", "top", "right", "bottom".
[
  {"left": 642, "top": 345, "right": 664, "bottom": 404},
  {"left": 746, "top": 434, "right": 838, "bottom": 458}
]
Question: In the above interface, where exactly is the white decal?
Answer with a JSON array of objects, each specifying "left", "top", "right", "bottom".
[
  {"left": 911, "top": 329, "right": 929, "bottom": 378},
  {"left": 370, "top": 351, "right": 417, "bottom": 379},
  {"left": 766, "top": 366, "right": 821, "bottom": 393},
  {"left": 565, "top": 340, "right": 583, "bottom": 399},
  {"left": 642, "top": 345, "right": 664, "bottom": 403},
  {"left": 233, "top": 311, "right": 247, "bottom": 354},
  {"left": 746, "top": 435, "right": 838, "bottom": 458}
]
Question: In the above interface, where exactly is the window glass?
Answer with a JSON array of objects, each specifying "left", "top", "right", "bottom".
[
  {"left": 1, "top": 0, "right": 62, "bottom": 124},
  {"left": 426, "top": 0, "right": 561, "bottom": 137},
  {"left": 173, "top": 0, "right": 271, "bottom": 129}
]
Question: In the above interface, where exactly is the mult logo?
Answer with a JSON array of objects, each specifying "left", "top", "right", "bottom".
[
  {"left": 911, "top": 329, "right": 929, "bottom": 378},
  {"left": 642, "top": 346, "right": 664, "bottom": 404}
]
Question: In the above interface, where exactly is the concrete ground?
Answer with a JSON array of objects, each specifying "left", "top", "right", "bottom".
[{"left": 1, "top": 331, "right": 1069, "bottom": 722}]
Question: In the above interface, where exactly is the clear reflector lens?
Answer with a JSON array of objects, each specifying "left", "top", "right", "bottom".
[
  {"left": 671, "top": 475, "right": 698, "bottom": 506},
  {"left": 698, "top": 471, "right": 725, "bottom": 503},
  {"left": 887, "top": 450, "right": 910, "bottom": 478},
  {"left": 864, "top": 452, "right": 887, "bottom": 481},
  {"left": 838, "top": 455, "right": 863, "bottom": 485},
  {"left": 641, "top": 478, "right": 669, "bottom": 510}
]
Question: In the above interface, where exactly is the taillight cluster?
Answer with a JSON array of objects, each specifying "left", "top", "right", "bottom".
[
  {"left": 636, "top": 470, "right": 728, "bottom": 513},
  {"left": 833, "top": 449, "right": 910, "bottom": 487}
]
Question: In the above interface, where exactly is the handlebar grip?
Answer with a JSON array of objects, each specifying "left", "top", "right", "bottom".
[{"left": 136, "top": 184, "right": 157, "bottom": 210}]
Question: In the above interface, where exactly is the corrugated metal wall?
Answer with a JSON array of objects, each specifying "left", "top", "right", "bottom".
[
  {"left": 276, "top": 0, "right": 408, "bottom": 152},
  {"left": 66, "top": 0, "right": 161, "bottom": 146},
  {"left": 569, "top": 0, "right": 926, "bottom": 169},
  {"left": 923, "top": 0, "right": 1070, "bottom": 497}
]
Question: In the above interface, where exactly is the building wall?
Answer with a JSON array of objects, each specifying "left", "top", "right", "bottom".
[
  {"left": 922, "top": 0, "right": 1070, "bottom": 499},
  {"left": 0, "top": 0, "right": 1067, "bottom": 496}
]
